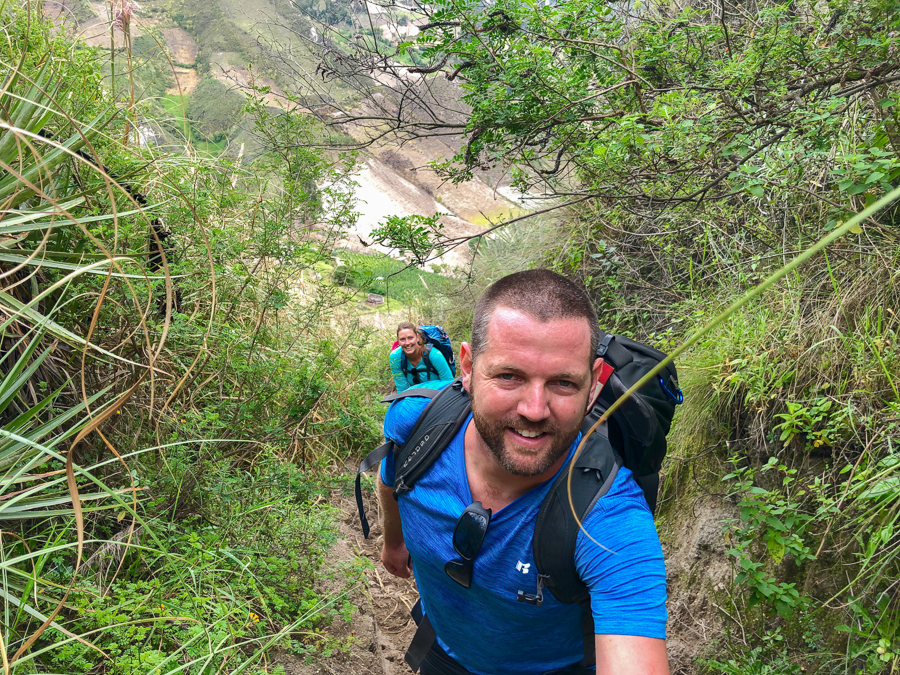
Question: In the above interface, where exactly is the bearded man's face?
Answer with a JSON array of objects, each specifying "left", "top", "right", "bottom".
[{"left": 464, "top": 307, "right": 599, "bottom": 477}]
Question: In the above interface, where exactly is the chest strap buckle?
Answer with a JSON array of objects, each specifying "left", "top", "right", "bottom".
[{"left": 517, "top": 574, "right": 550, "bottom": 607}]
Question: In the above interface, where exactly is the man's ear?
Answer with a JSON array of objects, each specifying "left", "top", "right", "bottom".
[
  {"left": 586, "top": 357, "right": 604, "bottom": 412},
  {"left": 459, "top": 342, "right": 474, "bottom": 392}
]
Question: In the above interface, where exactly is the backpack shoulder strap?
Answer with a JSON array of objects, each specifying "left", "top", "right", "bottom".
[
  {"left": 596, "top": 330, "right": 634, "bottom": 370},
  {"left": 356, "top": 386, "right": 443, "bottom": 538},
  {"left": 528, "top": 412, "right": 622, "bottom": 666},
  {"left": 533, "top": 414, "right": 622, "bottom": 604},
  {"left": 382, "top": 388, "right": 441, "bottom": 404},
  {"left": 356, "top": 381, "right": 470, "bottom": 538},
  {"left": 393, "top": 379, "right": 471, "bottom": 496},
  {"left": 356, "top": 439, "right": 395, "bottom": 539},
  {"left": 420, "top": 345, "right": 439, "bottom": 378},
  {"left": 399, "top": 350, "right": 409, "bottom": 375}
]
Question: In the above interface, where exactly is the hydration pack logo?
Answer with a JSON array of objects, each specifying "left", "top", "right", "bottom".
[
  {"left": 515, "top": 561, "right": 531, "bottom": 574},
  {"left": 401, "top": 433, "right": 430, "bottom": 470}
]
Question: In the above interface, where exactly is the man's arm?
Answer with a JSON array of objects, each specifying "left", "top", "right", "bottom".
[
  {"left": 378, "top": 473, "right": 412, "bottom": 578},
  {"left": 595, "top": 635, "right": 668, "bottom": 675}
]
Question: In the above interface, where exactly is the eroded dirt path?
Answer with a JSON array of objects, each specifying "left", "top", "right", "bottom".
[{"left": 272, "top": 489, "right": 419, "bottom": 675}]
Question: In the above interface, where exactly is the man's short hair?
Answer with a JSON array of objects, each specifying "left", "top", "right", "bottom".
[{"left": 471, "top": 269, "right": 599, "bottom": 366}]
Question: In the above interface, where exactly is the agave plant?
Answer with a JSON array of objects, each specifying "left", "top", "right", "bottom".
[
  {"left": 0, "top": 19, "right": 161, "bottom": 668},
  {"left": 0, "top": 49, "right": 169, "bottom": 364},
  {"left": 0, "top": 331, "right": 111, "bottom": 508},
  {"left": 0, "top": 322, "right": 142, "bottom": 663},
  {"left": 0, "top": 62, "right": 111, "bottom": 209}
]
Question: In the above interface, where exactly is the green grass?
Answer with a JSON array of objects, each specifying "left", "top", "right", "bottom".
[
  {"left": 155, "top": 94, "right": 228, "bottom": 155},
  {"left": 160, "top": 93, "right": 187, "bottom": 116},
  {"left": 156, "top": 93, "right": 192, "bottom": 144},
  {"left": 332, "top": 250, "right": 457, "bottom": 304},
  {"left": 194, "top": 137, "right": 228, "bottom": 154}
]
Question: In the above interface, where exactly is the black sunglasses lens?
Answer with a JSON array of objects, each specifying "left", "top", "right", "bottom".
[
  {"left": 444, "top": 558, "right": 473, "bottom": 589},
  {"left": 453, "top": 510, "right": 489, "bottom": 560},
  {"left": 446, "top": 502, "right": 491, "bottom": 588}
]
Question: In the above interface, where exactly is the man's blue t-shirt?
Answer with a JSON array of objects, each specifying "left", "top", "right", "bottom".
[{"left": 381, "top": 381, "right": 667, "bottom": 675}]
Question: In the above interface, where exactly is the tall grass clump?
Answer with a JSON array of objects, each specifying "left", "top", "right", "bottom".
[{"left": 1, "top": 3, "right": 382, "bottom": 671}]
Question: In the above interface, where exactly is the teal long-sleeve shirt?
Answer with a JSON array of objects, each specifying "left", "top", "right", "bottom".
[{"left": 389, "top": 345, "right": 454, "bottom": 392}]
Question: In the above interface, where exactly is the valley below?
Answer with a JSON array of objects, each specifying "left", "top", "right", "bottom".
[{"left": 44, "top": 0, "right": 527, "bottom": 271}]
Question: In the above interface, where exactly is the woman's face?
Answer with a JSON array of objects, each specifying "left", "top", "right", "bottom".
[{"left": 398, "top": 328, "right": 421, "bottom": 357}]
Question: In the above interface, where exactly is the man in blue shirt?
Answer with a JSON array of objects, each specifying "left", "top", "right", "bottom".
[{"left": 378, "top": 270, "right": 668, "bottom": 675}]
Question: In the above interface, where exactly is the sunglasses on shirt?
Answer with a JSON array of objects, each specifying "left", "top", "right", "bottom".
[{"left": 444, "top": 501, "right": 492, "bottom": 589}]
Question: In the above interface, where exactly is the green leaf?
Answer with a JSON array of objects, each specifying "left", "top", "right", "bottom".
[
  {"left": 0, "top": 290, "right": 147, "bottom": 368},
  {"left": 0, "top": 253, "right": 169, "bottom": 279},
  {"left": 866, "top": 172, "right": 885, "bottom": 184},
  {"left": 765, "top": 515, "right": 786, "bottom": 531},
  {"left": 746, "top": 185, "right": 765, "bottom": 198},
  {"left": 774, "top": 599, "right": 794, "bottom": 619},
  {"left": 0, "top": 202, "right": 160, "bottom": 236},
  {"left": 860, "top": 477, "right": 900, "bottom": 499}
]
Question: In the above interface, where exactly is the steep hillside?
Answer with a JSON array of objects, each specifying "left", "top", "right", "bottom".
[{"left": 44, "top": 0, "right": 522, "bottom": 273}]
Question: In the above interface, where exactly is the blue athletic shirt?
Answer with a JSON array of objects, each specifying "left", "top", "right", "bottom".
[{"left": 380, "top": 380, "right": 667, "bottom": 675}]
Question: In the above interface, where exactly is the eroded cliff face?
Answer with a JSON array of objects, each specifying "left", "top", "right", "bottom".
[
  {"left": 45, "top": 0, "right": 524, "bottom": 274},
  {"left": 335, "top": 127, "right": 526, "bottom": 271},
  {"left": 661, "top": 488, "right": 737, "bottom": 674}
]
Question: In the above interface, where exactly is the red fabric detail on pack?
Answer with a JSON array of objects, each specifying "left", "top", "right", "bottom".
[{"left": 598, "top": 359, "right": 615, "bottom": 387}]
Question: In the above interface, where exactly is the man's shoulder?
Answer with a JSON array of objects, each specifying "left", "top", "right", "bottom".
[
  {"left": 593, "top": 467, "right": 651, "bottom": 514},
  {"left": 383, "top": 380, "right": 456, "bottom": 445},
  {"left": 573, "top": 468, "right": 656, "bottom": 551}
]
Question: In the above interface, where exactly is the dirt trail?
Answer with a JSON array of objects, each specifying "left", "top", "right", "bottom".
[
  {"left": 272, "top": 489, "right": 418, "bottom": 675},
  {"left": 345, "top": 490, "right": 419, "bottom": 674}
]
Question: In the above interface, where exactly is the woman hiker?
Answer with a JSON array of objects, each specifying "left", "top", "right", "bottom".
[{"left": 390, "top": 322, "right": 454, "bottom": 392}]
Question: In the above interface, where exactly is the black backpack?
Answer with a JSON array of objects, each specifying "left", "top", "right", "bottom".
[{"left": 355, "top": 330, "right": 682, "bottom": 671}]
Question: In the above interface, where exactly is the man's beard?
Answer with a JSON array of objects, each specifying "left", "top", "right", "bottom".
[{"left": 469, "top": 386, "right": 584, "bottom": 477}]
